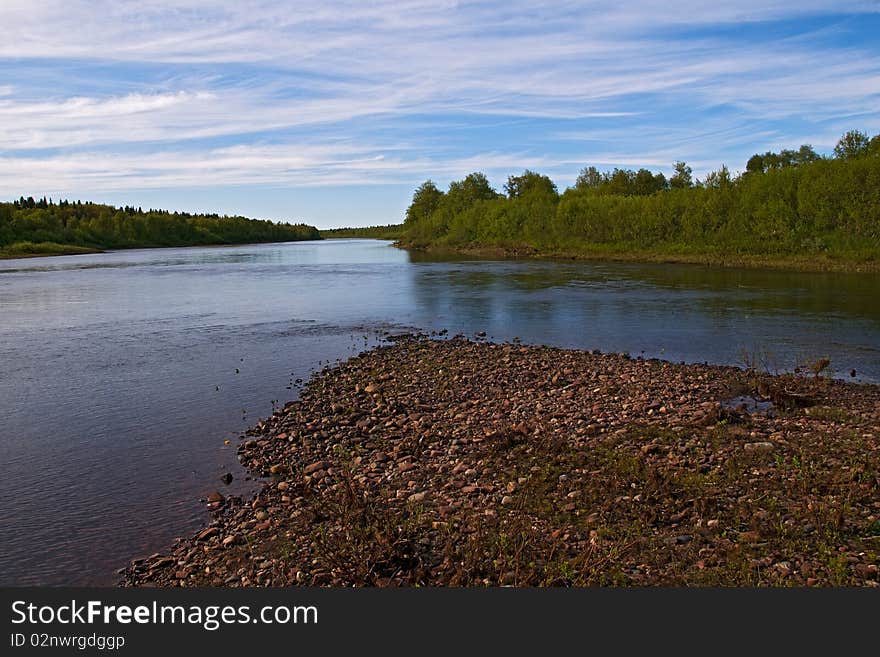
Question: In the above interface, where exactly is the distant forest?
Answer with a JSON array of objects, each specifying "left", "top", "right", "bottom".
[
  {"left": 0, "top": 199, "right": 320, "bottom": 257},
  {"left": 320, "top": 224, "right": 406, "bottom": 239},
  {"left": 398, "top": 129, "right": 880, "bottom": 269}
]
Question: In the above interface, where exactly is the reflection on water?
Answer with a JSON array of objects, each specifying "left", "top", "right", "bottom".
[
  {"left": 0, "top": 239, "right": 878, "bottom": 585},
  {"left": 407, "top": 258, "right": 880, "bottom": 380}
]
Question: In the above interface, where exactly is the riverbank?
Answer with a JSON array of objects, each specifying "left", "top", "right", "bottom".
[
  {"left": 399, "top": 242, "right": 880, "bottom": 273},
  {"left": 121, "top": 336, "right": 880, "bottom": 587},
  {"left": 1, "top": 199, "right": 321, "bottom": 260},
  {"left": 0, "top": 238, "right": 328, "bottom": 261},
  {"left": 321, "top": 224, "right": 405, "bottom": 240},
  {"left": 0, "top": 241, "right": 104, "bottom": 259}
]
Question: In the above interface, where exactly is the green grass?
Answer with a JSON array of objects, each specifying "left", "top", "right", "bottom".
[
  {"left": 402, "top": 241, "right": 880, "bottom": 273},
  {"left": 0, "top": 241, "right": 102, "bottom": 258}
]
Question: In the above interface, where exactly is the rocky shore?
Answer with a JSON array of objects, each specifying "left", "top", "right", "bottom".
[{"left": 121, "top": 336, "right": 880, "bottom": 587}]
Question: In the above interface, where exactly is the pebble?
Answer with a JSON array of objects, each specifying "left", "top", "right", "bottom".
[
  {"left": 196, "top": 527, "right": 219, "bottom": 541},
  {"left": 304, "top": 461, "right": 328, "bottom": 475},
  {"left": 120, "top": 336, "right": 880, "bottom": 589},
  {"left": 744, "top": 442, "right": 774, "bottom": 453}
]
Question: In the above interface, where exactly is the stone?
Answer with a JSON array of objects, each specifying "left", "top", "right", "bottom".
[
  {"left": 196, "top": 527, "right": 219, "bottom": 541},
  {"left": 304, "top": 461, "right": 329, "bottom": 475}
]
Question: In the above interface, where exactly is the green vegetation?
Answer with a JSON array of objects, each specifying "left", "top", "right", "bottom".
[
  {"left": 320, "top": 224, "right": 405, "bottom": 239},
  {"left": 0, "top": 198, "right": 320, "bottom": 258},
  {"left": 0, "top": 241, "right": 101, "bottom": 258},
  {"left": 400, "top": 130, "right": 880, "bottom": 271}
]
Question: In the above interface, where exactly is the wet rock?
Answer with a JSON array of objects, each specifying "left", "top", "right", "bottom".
[{"left": 196, "top": 527, "right": 219, "bottom": 541}]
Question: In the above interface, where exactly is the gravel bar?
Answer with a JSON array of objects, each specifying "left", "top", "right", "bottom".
[{"left": 121, "top": 336, "right": 880, "bottom": 587}]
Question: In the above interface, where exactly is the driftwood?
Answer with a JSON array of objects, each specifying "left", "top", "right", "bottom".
[{"left": 755, "top": 379, "right": 817, "bottom": 409}]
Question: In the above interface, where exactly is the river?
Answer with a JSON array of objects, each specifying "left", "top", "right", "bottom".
[{"left": 1, "top": 238, "right": 877, "bottom": 585}]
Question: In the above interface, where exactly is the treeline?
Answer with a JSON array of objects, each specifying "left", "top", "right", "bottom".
[
  {"left": 400, "top": 130, "right": 880, "bottom": 266},
  {"left": 0, "top": 198, "right": 320, "bottom": 256},
  {"left": 320, "top": 224, "right": 406, "bottom": 239}
]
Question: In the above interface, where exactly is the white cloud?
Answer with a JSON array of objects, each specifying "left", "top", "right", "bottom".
[
  {"left": 0, "top": 140, "right": 611, "bottom": 194},
  {"left": 0, "top": 1, "right": 877, "bottom": 199}
]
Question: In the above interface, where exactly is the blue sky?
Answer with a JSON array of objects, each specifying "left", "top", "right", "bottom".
[{"left": 1, "top": 1, "right": 878, "bottom": 228}]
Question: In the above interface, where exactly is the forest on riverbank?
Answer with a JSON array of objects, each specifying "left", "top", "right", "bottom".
[
  {"left": 397, "top": 130, "right": 880, "bottom": 270},
  {"left": 0, "top": 199, "right": 320, "bottom": 257},
  {"left": 320, "top": 224, "right": 405, "bottom": 240}
]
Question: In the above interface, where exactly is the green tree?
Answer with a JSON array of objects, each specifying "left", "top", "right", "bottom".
[
  {"left": 575, "top": 166, "right": 603, "bottom": 190},
  {"left": 834, "top": 130, "right": 870, "bottom": 159},
  {"left": 670, "top": 161, "right": 693, "bottom": 189},
  {"left": 746, "top": 154, "right": 766, "bottom": 175},
  {"left": 796, "top": 144, "right": 820, "bottom": 165},
  {"left": 633, "top": 168, "right": 667, "bottom": 195},
  {"left": 446, "top": 172, "right": 498, "bottom": 212},
  {"left": 504, "top": 170, "right": 558, "bottom": 198},
  {"left": 703, "top": 165, "right": 732, "bottom": 189},
  {"left": 405, "top": 180, "right": 444, "bottom": 225}
]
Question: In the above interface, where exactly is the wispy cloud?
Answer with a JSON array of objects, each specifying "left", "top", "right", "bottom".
[
  {"left": 0, "top": 142, "right": 562, "bottom": 193},
  {"left": 1, "top": 1, "right": 878, "bottom": 223}
]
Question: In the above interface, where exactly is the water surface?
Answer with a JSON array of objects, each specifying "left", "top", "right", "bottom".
[{"left": 1, "top": 239, "right": 877, "bottom": 585}]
